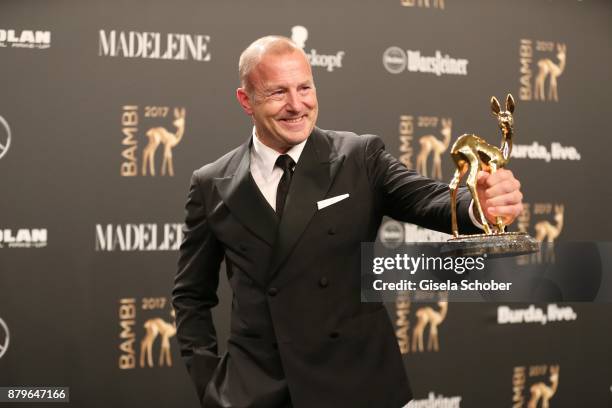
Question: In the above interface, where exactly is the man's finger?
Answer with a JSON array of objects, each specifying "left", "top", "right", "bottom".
[
  {"left": 477, "top": 171, "right": 489, "bottom": 185},
  {"left": 487, "top": 203, "right": 523, "bottom": 219},
  {"left": 485, "top": 190, "right": 523, "bottom": 207},
  {"left": 484, "top": 168, "right": 516, "bottom": 187},
  {"left": 485, "top": 179, "right": 520, "bottom": 198}
]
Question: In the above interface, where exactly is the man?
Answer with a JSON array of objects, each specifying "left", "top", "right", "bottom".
[{"left": 172, "top": 36, "right": 523, "bottom": 408}]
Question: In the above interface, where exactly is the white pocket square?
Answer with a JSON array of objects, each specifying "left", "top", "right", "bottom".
[{"left": 317, "top": 194, "right": 350, "bottom": 210}]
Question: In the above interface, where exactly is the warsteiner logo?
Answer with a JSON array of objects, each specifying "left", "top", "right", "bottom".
[
  {"left": 395, "top": 293, "right": 448, "bottom": 354},
  {"left": 399, "top": 115, "right": 452, "bottom": 180},
  {"left": 519, "top": 40, "right": 567, "bottom": 102},
  {"left": 121, "top": 106, "right": 186, "bottom": 177},
  {"left": 512, "top": 364, "right": 560, "bottom": 408},
  {"left": 408, "top": 392, "right": 461, "bottom": 408},
  {"left": 384, "top": 48, "right": 468, "bottom": 76},
  {"left": 118, "top": 297, "right": 176, "bottom": 370}
]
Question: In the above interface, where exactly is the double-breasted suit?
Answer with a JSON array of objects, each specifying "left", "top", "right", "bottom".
[{"left": 172, "top": 128, "right": 478, "bottom": 408}]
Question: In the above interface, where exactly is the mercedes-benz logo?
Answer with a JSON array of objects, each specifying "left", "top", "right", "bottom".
[
  {"left": 0, "top": 318, "right": 9, "bottom": 359},
  {"left": 0, "top": 115, "right": 11, "bottom": 160}
]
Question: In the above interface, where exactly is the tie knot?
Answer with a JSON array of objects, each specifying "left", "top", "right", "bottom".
[{"left": 275, "top": 154, "right": 295, "bottom": 172}]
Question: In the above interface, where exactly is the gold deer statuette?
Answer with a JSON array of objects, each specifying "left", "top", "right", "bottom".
[{"left": 449, "top": 94, "right": 515, "bottom": 237}]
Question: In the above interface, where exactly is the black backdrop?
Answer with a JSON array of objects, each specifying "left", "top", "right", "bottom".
[{"left": 1, "top": 1, "right": 611, "bottom": 407}]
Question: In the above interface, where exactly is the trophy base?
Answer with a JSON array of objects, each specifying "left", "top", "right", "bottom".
[{"left": 441, "top": 232, "right": 540, "bottom": 258}]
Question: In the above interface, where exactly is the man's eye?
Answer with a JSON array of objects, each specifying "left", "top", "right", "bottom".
[{"left": 271, "top": 90, "right": 284, "bottom": 96}]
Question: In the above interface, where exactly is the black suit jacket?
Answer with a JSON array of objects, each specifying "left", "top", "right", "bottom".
[{"left": 172, "top": 128, "right": 478, "bottom": 408}]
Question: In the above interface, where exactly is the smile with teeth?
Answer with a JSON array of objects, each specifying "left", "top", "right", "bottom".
[{"left": 280, "top": 115, "right": 306, "bottom": 123}]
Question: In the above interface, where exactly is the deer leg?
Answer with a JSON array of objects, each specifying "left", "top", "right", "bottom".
[
  {"left": 139, "top": 339, "right": 146, "bottom": 368},
  {"left": 149, "top": 151, "right": 156, "bottom": 176},
  {"left": 550, "top": 77, "right": 558, "bottom": 102},
  {"left": 416, "top": 153, "right": 425, "bottom": 177},
  {"left": 488, "top": 163, "right": 505, "bottom": 233},
  {"left": 141, "top": 151, "right": 148, "bottom": 176},
  {"left": 168, "top": 154, "right": 174, "bottom": 177},
  {"left": 467, "top": 162, "right": 491, "bottom": 234},
  {"left": 449, "top": 168, "right": 462, "bottom": 237},
  {"left": 432, "top": 155, "right": 440, "bottom": 179}
]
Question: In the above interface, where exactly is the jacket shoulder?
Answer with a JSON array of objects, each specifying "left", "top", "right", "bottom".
[
  {"left": 192, "top": 144, "right": 244, "bottom": 182},
  {"left": 317, "top": 128, "right": 384, "bottom": 157}
]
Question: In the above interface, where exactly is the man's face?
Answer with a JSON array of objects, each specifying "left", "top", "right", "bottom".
[{"left": 237, "top": 50, "right": 318, "bottom": 153}]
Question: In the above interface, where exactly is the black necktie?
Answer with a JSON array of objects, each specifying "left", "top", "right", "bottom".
[{"left": 275, "top": 154, "right": 295, "bottom": 219}]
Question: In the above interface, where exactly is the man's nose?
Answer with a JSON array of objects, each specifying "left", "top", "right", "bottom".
[{"left": 285, "top": 89, "right": 302, "bottom": 112}]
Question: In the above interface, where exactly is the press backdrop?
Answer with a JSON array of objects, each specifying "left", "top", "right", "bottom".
[{"left": 1, "top": 1, "right": 612, "bottom": 407}]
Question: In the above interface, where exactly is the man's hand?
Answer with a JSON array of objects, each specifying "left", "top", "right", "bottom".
[{"left": 476, "top": 169, "right": 523, "bottom": 226}]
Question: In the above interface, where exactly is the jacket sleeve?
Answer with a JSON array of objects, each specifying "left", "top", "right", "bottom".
[
  {"left": 172, "top": 171, "right": 224, "bottom": 401},
  {"left": 364, "top": 134, "right": 481, "bottom": 235}
]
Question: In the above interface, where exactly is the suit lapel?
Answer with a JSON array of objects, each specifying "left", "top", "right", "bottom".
[
  {"left": 213, "top": 140, "right": 278, "bottom": 247},
  {"left": 268, "top": 128, "right": 345, "bottom": 281}
]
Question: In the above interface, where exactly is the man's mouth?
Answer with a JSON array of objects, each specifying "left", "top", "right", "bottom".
[{"left": 280, "top": 115, "right": 306, "bottom": 123}]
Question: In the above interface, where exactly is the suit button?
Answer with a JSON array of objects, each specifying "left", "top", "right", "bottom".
[
  {"left": 328, "top": 227, "right": 336, "bottom": 235},
  {"left": 239, "top": 244, "right": 247, "bottom": 252},
  {"left": 268, "top": 287, "right": 278, "bottom": 297},
  {"left": 329, "top": 331, "right": 339, "bottom": 339},
  {"left": 319, "top": 277, "right": 329, "bottom": 288},
  {"left": 272, "top": 342, "right": 278, "bottom": 350}
]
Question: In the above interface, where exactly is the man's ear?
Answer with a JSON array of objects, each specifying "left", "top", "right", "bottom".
[{"left": 236, "top": 88, "right": 254, "bottom": 115}]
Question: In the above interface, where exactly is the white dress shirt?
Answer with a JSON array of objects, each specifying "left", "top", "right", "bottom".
[
  {"left": 249, "top": 127, "right": 482, "bottom": 229},
  {"left": 250, "top": 127, "right": 307, "bottom": 212}
]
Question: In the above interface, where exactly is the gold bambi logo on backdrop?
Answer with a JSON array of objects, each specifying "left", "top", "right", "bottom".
[
  {"left": 416, "top": 118, "right": 452, "bottom": 180},
  {"left": 534, "top": 44, "right": 566, "bottom": 102},
  {"left": 398, "top": 115, "right": 453, "bottom": 181},
  {"left": 513, "top": 364, "right": 560, "bottom": 408},
  {"left": 395, "top": 293, "right": 448, "bottom": 354},
  {"left": 516, "top": 203, "right": 565, "bottom": 265},
  {"left": 118, "top": 297, "right": 176, "bottom": 370},
  {"left": 140, "top": 309, "right": 177, "bottom": 368},
  {"left": 520, "top": 40, "right": 567, "bottom": 102},
  {"left": 411, "top": 301, "right": 448, "bottom": 352},
  {"left": 142, "top": 108, "right": 186, "bottom": 176},
  {"left": 121, "top": 106, "right": 186, "bottom": 177},
  {"left": 445, "top": 94, "right": 538, "bottom": 257},
  {"left": 534, "top": 205, "right": 564, "bottom": 243},
  {"left": 528, "top": 366, "right": 560, "bottom": 408}
]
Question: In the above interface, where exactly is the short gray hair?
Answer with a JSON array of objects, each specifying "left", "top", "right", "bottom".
[{"left": 238, "top": 36, "right": 307, "bottom": 94}]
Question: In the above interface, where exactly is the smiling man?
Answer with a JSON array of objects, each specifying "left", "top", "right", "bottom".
[{"left": 172, "top": 36, "right": 523, "bottom": 408}]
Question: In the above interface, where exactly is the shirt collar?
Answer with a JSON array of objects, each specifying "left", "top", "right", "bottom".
[{"left": 251, "top": 126, "right": 307, "bottom": 178}]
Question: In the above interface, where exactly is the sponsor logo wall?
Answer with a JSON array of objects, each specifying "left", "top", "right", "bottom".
[{"left": 1, "top": 1, "right": 611, "bottom": 408}]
